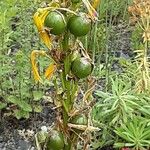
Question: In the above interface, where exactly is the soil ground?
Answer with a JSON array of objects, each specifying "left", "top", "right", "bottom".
[{"left": 0, "top": 105, "right": 56, "bottom": 150}]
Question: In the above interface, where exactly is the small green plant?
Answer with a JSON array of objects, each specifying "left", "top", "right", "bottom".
[
  {"left": 93, "top": 76, "right": 141, "bottom": 125},
  {"left": 1, "top": 50, "right": 44, "bottom": 119},
  {"left": 114, "top": 117, "right": 150, "bottom": 150},
  {"left": 92, "top": 76, "right": 150, "bottom": 149}
]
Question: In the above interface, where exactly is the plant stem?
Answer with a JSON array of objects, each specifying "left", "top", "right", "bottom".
[{"left": 61, "top": 32, "right": 73, "bottom": 150}]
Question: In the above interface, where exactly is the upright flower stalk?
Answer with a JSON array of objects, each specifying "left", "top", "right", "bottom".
[{"left": 31, "top": 0, "right": 100, "bottom": 149}]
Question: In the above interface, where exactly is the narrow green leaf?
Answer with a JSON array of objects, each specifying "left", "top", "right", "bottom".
[
  {"left": 7, "top": 95, "right": 18, "bottom": 104},
  {"left": 17, "top": 100, "right": 32, "bottom": 112},
  {"left": 114, "top": 142, "right": 125, "bottom": 148},
  {"left": 64, "top": 55, "right": 71, "bottom": 76},
  {"left": 0, "top": 102, "right": 7, "bottom": 109},
  {"left": 95, "top": 91, "right": 111, "bottom": 98}
]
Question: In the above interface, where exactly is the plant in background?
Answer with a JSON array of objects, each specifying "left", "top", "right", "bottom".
[
  {"left": 0, "top": 0, "right": 18, "bottom": 111},
  {"left": 93, "top": 76, "right": 141, "bottom": 126},
  {"left": 131, "top": 24, "right": 143, "bottom": 51},
  {"left": 0, "top": 0, "right": 46, "bottom": 119},
  {"left": 86, "top": 0, "right": 133, "bottom": 92},
  {"left": 0, "top": 0, "right": 18, "bottom": 94},
  {"left": 31, "top": 0, "right": 100, "bottom": 149},
  {"left": 128, "top": 0, "right": 150, "bottom": 93},
  {"left": 91, "top": 76, "right": 150, "bottom": 149},
  {"left": 114, "top": 116, "right": 150, "bottom": 150},
  {"left": 90, "top": 0, "right": 150, "bottom": 150}
]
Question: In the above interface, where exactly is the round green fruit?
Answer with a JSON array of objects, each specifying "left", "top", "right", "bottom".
[
  {"left": 44, "top": 11, "right": 66, "bottom": 35},
  {"left": 71, "top": 114, "right": 88, "bottom": 132},
  {"left": 47, "top": 130, "right": 64, "bottom": 150},
  {"left": 68, "top": 14, "right": 91, "bottom": 37},
  {"left": 72, "top": 114, "right": 88, "bottom": 125},
  {"left": 71, "top": 57, "right": 93, "bottom": 79}
]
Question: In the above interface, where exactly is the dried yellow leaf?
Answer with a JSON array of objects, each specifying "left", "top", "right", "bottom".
[
  {"left": 33, "top": 12, "right": 43, "bottom": 30},
  {"left": 82, "top": 0, "right": 98, "bottom": 21},
  {"left": 39, "top": 30, "right": 52, "bottom": 49},
  {"left": 92, "top": 0, "right": 101, "bottom": 9},
  {"left": 31, "top": 50, "right": 57, "bottom": 83},
  {"left": 44, "top": 64, "right": 56, "bottom": 80},
  {"left": 68, "top": 123, "right": 100, "bottom": 132},
  {"left": 33, "top": 10, "right": 52, "bottom": 49},
  {"left": 31, "top": 50, "right": 46, "bottom": 83}
]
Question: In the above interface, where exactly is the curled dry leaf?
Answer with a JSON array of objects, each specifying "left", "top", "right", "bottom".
[{"left": 68, "top": 123, "right": 100, "bottom": 132}]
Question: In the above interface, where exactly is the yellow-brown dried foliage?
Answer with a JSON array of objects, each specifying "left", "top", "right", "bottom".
[
  {"left": 128, "top": 0, "right": 150, "bottom": 93},
  {"left": 128, "top": 0, "right": 150, "bottom": 42}
]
